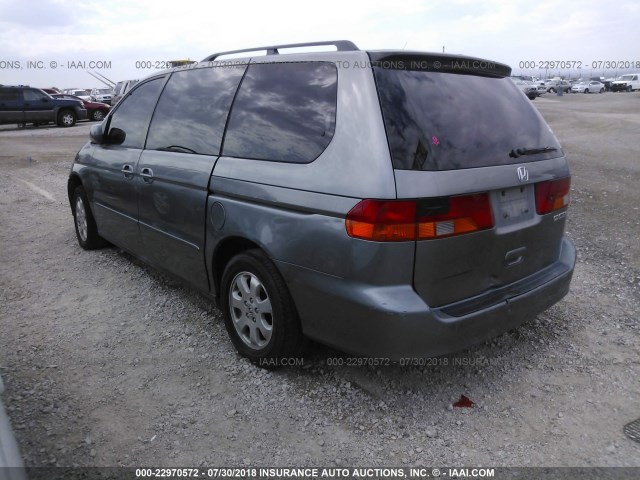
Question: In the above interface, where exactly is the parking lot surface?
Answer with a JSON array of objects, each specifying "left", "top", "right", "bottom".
[{"left": 0, "top": 93, "right": 639, "bottom": 469}]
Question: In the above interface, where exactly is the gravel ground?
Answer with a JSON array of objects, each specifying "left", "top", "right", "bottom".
[{"left": 0, "top": 93, "right": 639, "bottom": 472}]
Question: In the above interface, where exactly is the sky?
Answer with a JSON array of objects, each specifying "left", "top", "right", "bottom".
[{"left": 1, "top": 0, "right": 639, "bottom": 89}]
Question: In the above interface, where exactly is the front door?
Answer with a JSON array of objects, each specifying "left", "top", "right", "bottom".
[{"left": 87, "top": 76, "right": 166, "bottom": 253}]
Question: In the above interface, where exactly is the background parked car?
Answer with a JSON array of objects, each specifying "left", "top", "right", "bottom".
[
  {"left": 571, "top": 81, "right": 605, "bottom": 94},
  {"left": 90, "top": 87, "right": 113, "bottom": 105},
  {"left": 52, "top": 93, "right": 110, "bottom": 121},
  {"left": 111, "top": 79, "right": 139, "bottom": 105},
  {"left": 63, "top": 89, "right": 92, "bottom": 101},
  {"left": 544, "top": 79, "right": 572, "bottom": 93},
  {"left": 603, "top": 78, "right": 617, "bottom": 91},
  {"left": 510, "top": 78, "right": 541, "bottom": 99},
  {"left": 0, "top": 85, "right": 87, "bottom": 127}
]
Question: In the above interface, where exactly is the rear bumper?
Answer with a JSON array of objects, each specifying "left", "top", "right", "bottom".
[{"left": 280, "top": 237, "right": 576, "bottom": 359}]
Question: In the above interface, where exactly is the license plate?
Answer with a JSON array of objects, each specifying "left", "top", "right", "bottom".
[{"left": 497, "top": 185, "right": 532, "bottom": 221}]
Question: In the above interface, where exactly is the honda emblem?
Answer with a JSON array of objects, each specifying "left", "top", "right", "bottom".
[{"left": 517, "top": 166, "right": 529, "bottom": 183}]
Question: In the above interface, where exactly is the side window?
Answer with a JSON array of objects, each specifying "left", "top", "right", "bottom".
[
  {"left": 0, "top": 89, "right": 20, "bottom": 101},
  {"left": 146, "top": 65, "right": 245, "bottom": 156},
  {"left": 223, "top": 62, "right": 338, "bottom": 163},
  {"left": 24, "top": 89, "right": 49, "bottom": 102},
  {"left": 108, "top": 77, "right": 164, "bottom": 149}
]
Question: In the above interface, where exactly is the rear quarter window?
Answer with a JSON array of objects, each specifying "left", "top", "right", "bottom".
[
  {"left": 0, "top": 89, "right": 21, "bottom": 101},
  {"left": 223, "top": 62, "right": 337, "bottom": 163},
  {"left": 373, "top": 68, "right": 562, "bottom": 171}
]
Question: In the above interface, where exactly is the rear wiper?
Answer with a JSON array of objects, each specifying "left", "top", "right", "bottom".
[
  {"left": 509, "top": 147, "right": 557, "bottom": 158},
  {"left": 160, "top": 145, "right": 198, "bottom": 154}
]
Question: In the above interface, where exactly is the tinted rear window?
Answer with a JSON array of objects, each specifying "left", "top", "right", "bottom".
[
  {"left": 223, "top": 62, "right": 337, "bottom": 163},
  {"left": 373, "top": 68, "right": 562, "bottom": 171}
]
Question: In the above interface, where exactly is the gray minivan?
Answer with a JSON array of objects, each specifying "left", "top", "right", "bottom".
[{"left": 68, "top": 41, "right": 575, "bottom": 364}]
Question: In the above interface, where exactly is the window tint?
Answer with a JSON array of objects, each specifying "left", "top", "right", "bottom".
[
  {"left": 108, "top": 77, "right": 164, "bottom": 149},
  {"left": 373, "top": 68, "right": 562, "bottom": 171},
  {"left": 146, "top": 66, "right": 245, "bottom": 156},
  {"left": 24, "top": 89, "right": 49, "bottom": 102},
  {"left": 223, "top": 62, "right": 337, "bottom": 163},
  {"left": 0, "top": 89, "right": 20, "bottom": 101}
]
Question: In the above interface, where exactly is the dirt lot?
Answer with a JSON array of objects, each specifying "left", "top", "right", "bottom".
[{"left": 1, "top": 92, "right": 639, "bottom": 473}]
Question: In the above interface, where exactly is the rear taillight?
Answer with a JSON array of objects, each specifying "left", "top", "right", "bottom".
[
  {"left": 345, "top": 200, "right": 417, "bottom": 242},
  {"left": 345, "top": 194, "right": 494, "bottom": 242},
  {"left": 535, "top": 177, "right": 571, "bottom": 214}
]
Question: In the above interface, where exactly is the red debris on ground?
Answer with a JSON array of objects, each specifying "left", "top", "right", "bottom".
[{"left": 453, "top": 395, "right": 475, "bottom": 408}]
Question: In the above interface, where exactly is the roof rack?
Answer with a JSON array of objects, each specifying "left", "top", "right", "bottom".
[{"left": 202, "top": 40, "right": 358, "bottom": 62}]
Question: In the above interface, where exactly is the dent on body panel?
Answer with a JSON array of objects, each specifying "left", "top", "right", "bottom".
[{"left": 214, "top": 194, "right": 349, "bottom": 278}]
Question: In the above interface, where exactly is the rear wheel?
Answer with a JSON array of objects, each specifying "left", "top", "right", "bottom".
[
  {"left": 91, "top": 109, "right": 105, "bottom": 121},
  {"left": 599, "top": 88, "right": 604, "bottom": 93},
  {"left": 72, "top": 186, "right": 107, "bottom": 250},
  {"left": 220, "top": 250, "right": 303, "bottom": 367},
  {"left": 57, "top": 110, "right": 76, "bottom": 127}
]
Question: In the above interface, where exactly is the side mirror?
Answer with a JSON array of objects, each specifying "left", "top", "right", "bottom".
[
  {"left": 90, "top": 124, "right": 104, "bottom": 144},
  {"left": 107, "top": 127, "right": 126, "bottom": 145}
]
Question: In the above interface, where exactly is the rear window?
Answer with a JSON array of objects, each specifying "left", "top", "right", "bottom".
[{"left": 373, "top": 68, "right": 562, "bottom": 171}]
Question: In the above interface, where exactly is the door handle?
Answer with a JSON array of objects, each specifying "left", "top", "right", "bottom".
[
  {"left": 121, "top": 164, "right": 134, "bottom": 178},
  {"left": 140, "top": 167, "right": 154, "bottom": 183}
]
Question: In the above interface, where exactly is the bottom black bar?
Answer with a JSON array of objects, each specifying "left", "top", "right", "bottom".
[{"left": 0, "top": 466, "right": 637, "bottom": 480}]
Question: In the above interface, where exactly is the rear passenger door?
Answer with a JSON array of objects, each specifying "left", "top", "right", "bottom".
[
  {"left": 138, "top": 65, "right": 245, "bottom": 291},
  {"left": 22, "top": 88, "right": 55, "bottom": 124}
]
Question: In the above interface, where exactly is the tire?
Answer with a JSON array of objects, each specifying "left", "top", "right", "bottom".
[
  {"left": 599, "top": 88, "right": 604, "bottom": 93},
  {"left": 220, "top": 250, "right": 303, "bottom": 367},
  {"left": 91, "top": 109, "right": 105, "bottom": 121},
  {"left": 72, "top": 185, "right": 107, "bottom": 250},
  {"left": 57, "top": 110, "right": 76, "bottom": 127},
  {"left": 584, "top": 89, "right": 589, "bottom": 94},
  {"left": 549, "top": 88, "right": 556, "bottom": 93}
]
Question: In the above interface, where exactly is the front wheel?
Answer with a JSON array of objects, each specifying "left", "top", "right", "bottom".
[
  {"left": 72, "top": 186, "right": 107, "bottom": 250},
  {"left": 584, "top": 89, "right": 589, "bottom": 94},
  {"left": 57, "top": 110, "right": 76, "bottom": 127},
  {"left": 220, "top": 250, "right": 303, "bottom": 367},
  {"left": 600, "top": 88, "right": 604, "bottom": 93}
]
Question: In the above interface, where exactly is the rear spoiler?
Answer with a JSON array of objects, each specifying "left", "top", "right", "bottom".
[{"left": 367, "top": 51, "right": 511, "bottom": 78}]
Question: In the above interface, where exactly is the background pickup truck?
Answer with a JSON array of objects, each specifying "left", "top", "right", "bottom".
[
  {"left": 611, "top": 73, "right": 640, "bottom": 92},
  {"left": 0, "top": 85, "right": 87, "bottom": 127}
]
